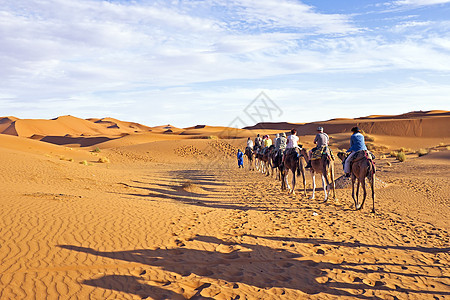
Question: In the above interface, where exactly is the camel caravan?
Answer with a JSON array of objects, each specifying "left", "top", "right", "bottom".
[{"left": 241, "top": 126, "right": 376, "bottom": 212}]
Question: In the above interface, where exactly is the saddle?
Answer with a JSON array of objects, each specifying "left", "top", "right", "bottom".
[
  {"left": 352, "top": 150, "right": 375, "bottom": 162},
  {"left": 311, "top": 146, "right": 334, "bottom": 161},
  {"left": 349, "top": 150, "right": 376, "bottom": 173},
  {"left": 284, "top": 147, "right": 300, "bottom": 159}
]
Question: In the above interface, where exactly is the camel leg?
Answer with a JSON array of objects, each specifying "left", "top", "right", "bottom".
[
  {"left": 300, "top": 161, "right": 307, "bottom": 197},
  {"left": 371, "top": 174, "right": 375, "bottom": 213},
  {"left": 351, "top": 175, "right": 357, "bottom": 209},
  {"left": 285, "top": 171, "right": 290, "bottom": 192},
  {"left": 330, "top": 163, "right": 336, "bottom": 200},
  {"left": 291, "top": 170, "right": 296, "bottom": 195},
  {"left": 359, "top": 176, "right": 367, "bottom": 210},
  {"left": 356, "top": 177, "right": 361, "bottom": 210},
  {"left": 321, "top": 174, "right": 328, "bottom": 202},
  {"left": 310, "top": 172, "right": 316, "bottom": 200}
]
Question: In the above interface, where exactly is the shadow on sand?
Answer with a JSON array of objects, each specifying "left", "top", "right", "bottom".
[{"left": 58, "top": 235, "right": 449, "bottom": 299}]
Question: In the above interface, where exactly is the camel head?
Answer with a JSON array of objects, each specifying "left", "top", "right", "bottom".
[{"left": 337, "top": 151, "right": 348, "bottom": 161}]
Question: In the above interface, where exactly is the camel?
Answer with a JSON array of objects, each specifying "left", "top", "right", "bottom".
[
  {"left": 271, "top": 149, "right": 284, "bottom": 180},
  {"left": 338, "top": 151, "right": 376, "bottom": 212},
  {"left": 281, "top": 148, "right": 307, "bottom": 195},
  {"left": 244, "top": 147, "right": 254, "bottom": 171},
  {"left": 256, "top": 146, "right": 273, "bottom": 176},
  {"left": 303, "top": 147, "right": 336, "bottom": 202},
  {"left": 253, "top": 146, "right": 262, "bottom": 172}
]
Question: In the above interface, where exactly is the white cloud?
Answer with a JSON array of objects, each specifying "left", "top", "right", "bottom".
[
  {"left": 0, "top": 0, "right": 449, "bottom": 125},
  {"left": 393, "top": 0, "right": 450, "bottom": 6}
]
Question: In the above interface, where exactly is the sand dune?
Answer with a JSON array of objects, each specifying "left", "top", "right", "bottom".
[
  {"left": 0, "top": 116, "right": 18, "bottom": 133},
  {"left": 88, "top": 117, "right": 153, "bottom": 133},
  {"left": 246, "top": 110, "right": 450, "bottom": 137},
  {"left": 2, "top": 115, "right": 112, "bottom": 138},
  {"left": 0, "top": 112, "right": 449, "bottom": 299}
]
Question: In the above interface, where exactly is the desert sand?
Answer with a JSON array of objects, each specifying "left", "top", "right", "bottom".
[{"left": 0, "top": 112, "right": 449, "bottom": 299}]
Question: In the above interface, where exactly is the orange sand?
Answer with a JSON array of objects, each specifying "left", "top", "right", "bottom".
[{"left": 0, "top": 112, "right": 449, "bottom": 299}]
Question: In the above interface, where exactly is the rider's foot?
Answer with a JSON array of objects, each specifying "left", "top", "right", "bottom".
[
  {"left": 345, "top": 173, "right": 350, "bottom": 178},
  {"left": 305, "top": 161, "right": 312, "bottom": 169}
]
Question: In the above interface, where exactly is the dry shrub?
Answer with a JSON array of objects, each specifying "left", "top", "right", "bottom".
[
  {"left": 390, "top": 151, "right": 398, "bottom": 157},
  {"left": 417, "top": 148, "right": 429, "bottom": 157},
  {"left": 79, "top": 160, "right": 89, "bottom": 166},
  {"left": 60, "top": 156, "right": 74, "bottom": 162},
  {"left": 386, "top": 161, "right": 392, "bottom": 167},
  {"left": 98, "top": 157, "right": 110, "bottom": 163},
  {"left": 181, "top": 180, "right": 193, "bottom": 189},
  {"left": 92, "top": 147, "right": 101, "bottom": 153},
  {"left": 367, "top": 143, "right": 388, "bottom": 152},
  {"left": 399, "top": 147, "right": 412, "bottom": 153},
  {"left": 380, "top": 154, "right": 386, "bottom": 159},
  {"left": 396, "top": 151, "right": 406, "bottom": 162},
  {"left": 438, "top": 142, "right": 445, "bottom": 147},
  {"left": 365, "top": 135, "right": 375, "bottom": 142},
  {"left": 447, "top": 146, "right": 450, "bottom": 151},
  {"left": 366, "top": 143, "right": 375, "bottom": 151}
]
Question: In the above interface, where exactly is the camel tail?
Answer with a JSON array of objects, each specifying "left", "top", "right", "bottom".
[{"left": 367, "top": 160, "right": 375, "bottom": 180}]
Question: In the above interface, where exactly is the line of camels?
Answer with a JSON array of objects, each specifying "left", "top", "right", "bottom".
[{"left": 244, "top": 143, "right": 376, "bottom": 213}]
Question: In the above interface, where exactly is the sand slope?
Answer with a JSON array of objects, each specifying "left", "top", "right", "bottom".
[
  {"left": 0, "top": 134, "right": 449, "bottom": 299},
  {"left": 2, "top": 115, "right": 113, "bottom": 138},
  {"left": 246, "top": 110, "right": 450, "bottom": 137},
  {"left": 88, "top": 117, "right": 153, "bottom": 133}
]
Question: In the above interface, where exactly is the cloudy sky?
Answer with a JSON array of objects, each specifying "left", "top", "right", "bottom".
[{"left": 1, "top": 0, "right": 450, "bottom": 127}]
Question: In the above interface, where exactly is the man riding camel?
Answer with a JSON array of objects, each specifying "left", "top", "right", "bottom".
[
  {"left": 246, "top": 137, "right": 253, "bottom": 150},
  {"left": 263, "top": 135, "right": 272, "bottom": 148},
  {"left": 286, "top": 129, "right": 299, "bottom": 149},
  {"left": 278, "top": 132, "right": 287, "bottom": 151},
  {"left": 274, "top": 133, "right": 280, "bottom": 149},
  {"left": 282, "top": 129, "right": 299, "bottom": 163},
  {"left": 254, "top": 134, "right": 262, "bottom": 151},
  {"left": 306, "top": 126, "right": 329, "bottom": 169},
  {"left": 344, "top": 126, "right": 367, "bottom": 177}
]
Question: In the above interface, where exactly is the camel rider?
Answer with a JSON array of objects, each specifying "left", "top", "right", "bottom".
[
  {"left": 278, "top": 132, "right": 287, "bottom": 151},
  {"left": 264, "top": 135, "right": 272, "bottom": 148},
  {"left": 344, "top": 127, "right": 367, "bottom": 177},
  {"left": 254, "top": 134, "right": 262, "bottom": 151},
  {"left": 286, "top": 129, "right": 299, "bottom": 149},
  {"left": 275, "top": 132, "right": 286, "bottom": 161},
  {"left": 283, "top": 129, "right": 299, "bottom": 162},
  {"left": 274, "top": 133, "right": 280, "bottom": 150},
  {"left": 306, "top": 126, "right": 329, "bottom": 169},
  {"left": 246, "top": 137, "right": 253, "bottom": 150}
]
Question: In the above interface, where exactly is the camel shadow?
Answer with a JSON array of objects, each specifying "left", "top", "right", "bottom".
[
  {"left": 82, "top": 274, "right": 186, "bottom": 299},
  {"left": 245, "top": 234, "right": 450, "bottom": 254},
  {"left": 57, "top": 235, "right": 433, "bottom": 299}
]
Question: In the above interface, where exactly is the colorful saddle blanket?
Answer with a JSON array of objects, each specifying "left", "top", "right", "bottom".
[{"left": 311, "top": 146, "right": 334, "bottom": 161}]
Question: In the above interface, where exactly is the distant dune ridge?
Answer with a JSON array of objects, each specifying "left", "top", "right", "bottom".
[
  {"left": 244, "top": 110, "right": 450, "bottom": 138},
  {"left": 1, "top": 111, "right": 448, "bottom": 145}
]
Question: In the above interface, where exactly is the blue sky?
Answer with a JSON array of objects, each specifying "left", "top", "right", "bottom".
[{"left": 1, "top": 0, "right": 449, "bottom": 127}]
